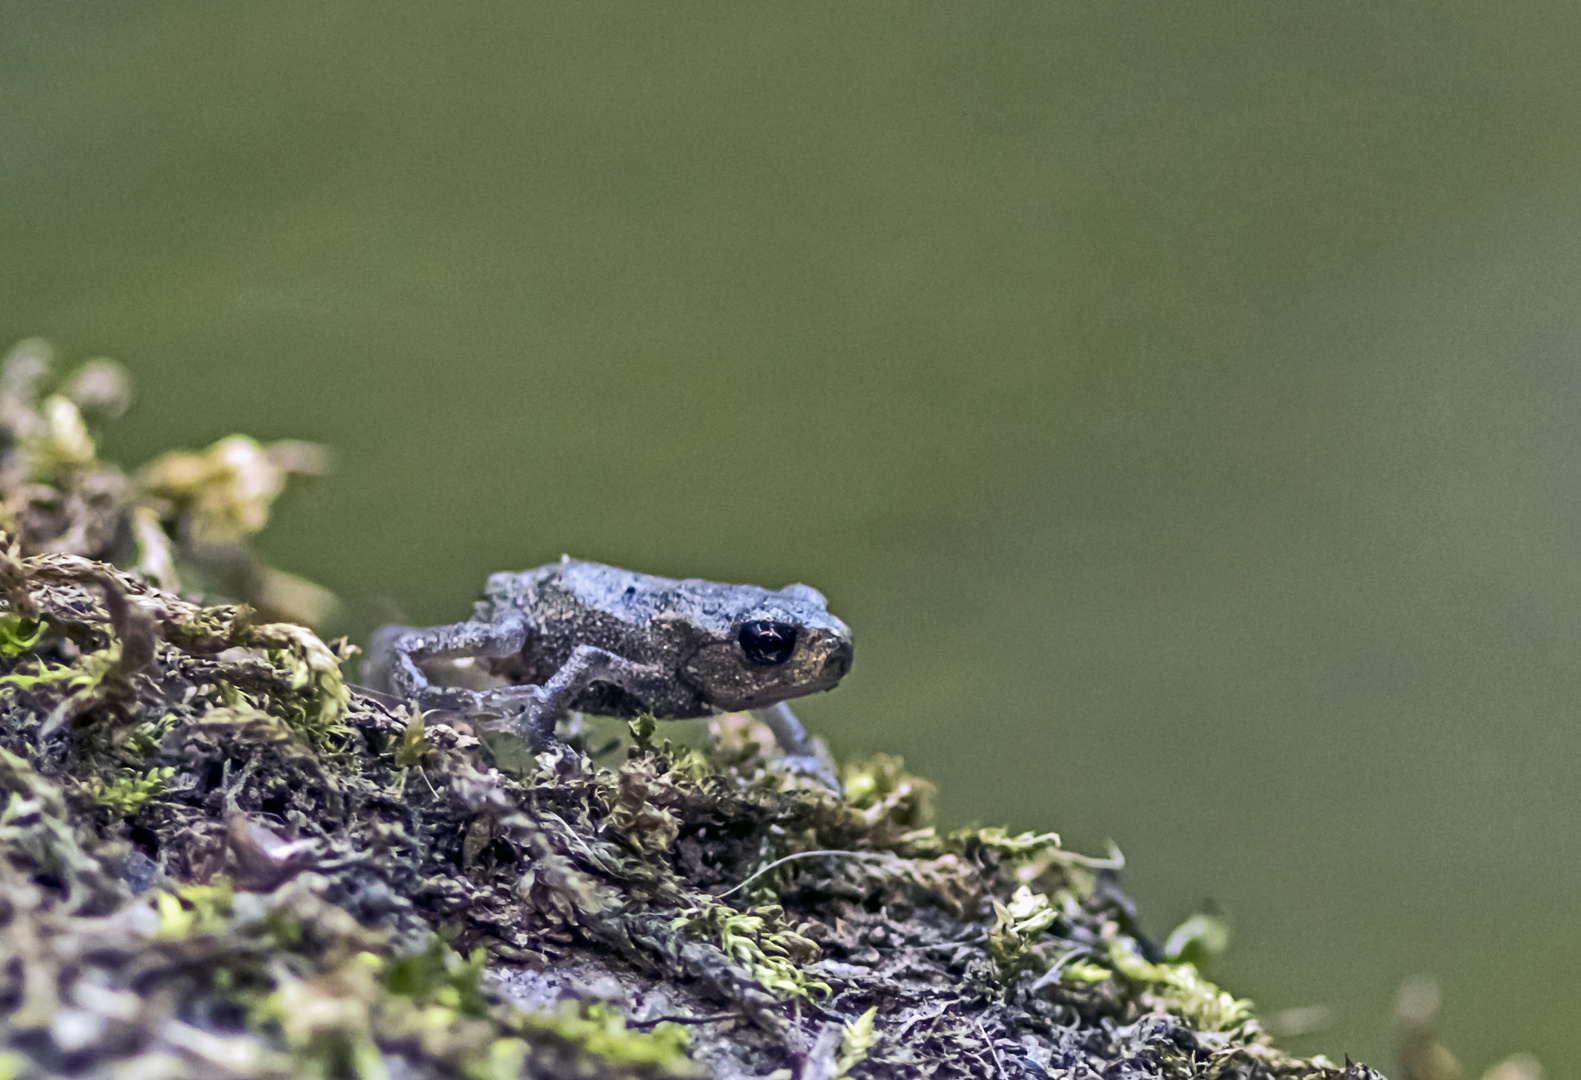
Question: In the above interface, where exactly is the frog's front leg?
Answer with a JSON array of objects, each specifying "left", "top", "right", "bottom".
[
  {"left": 752, "top": 702, "right": 842, "bottom": 793},
  {"left": 503, "top": 645, "right": 674, "bottom": 746}
]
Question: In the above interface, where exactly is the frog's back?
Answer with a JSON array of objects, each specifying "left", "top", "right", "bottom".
[
  {"left": 480, "top": 561, "right": 695, "bottom": 672},
  {"left": 485, "top": 560, "right": 778, "bottom": 633}
]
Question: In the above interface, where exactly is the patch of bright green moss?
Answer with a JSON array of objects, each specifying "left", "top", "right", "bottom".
[
  {"left": 512, "top": 1002, "right": 696, "bottom": 1077},
  {"left": 673, "top": 903, "right": 830, "bottom": 1003},
  {"left": 0, "top": 615, "right": 41, "bottom": 659},
  {"left": 89, "top": 765, "right": 175, "bottom": 817}
]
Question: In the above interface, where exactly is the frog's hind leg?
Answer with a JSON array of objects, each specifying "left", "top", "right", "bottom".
[
  {"left": 368, "top": 615, "right": 531, "bottom": 714},
  {"left": 753, "top": 702, "right": 813, "bottom": 756}
]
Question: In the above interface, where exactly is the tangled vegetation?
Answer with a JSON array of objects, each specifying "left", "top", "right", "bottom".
[{"left": 0, "top": 341, "right": 1383, "bottom": 1078}]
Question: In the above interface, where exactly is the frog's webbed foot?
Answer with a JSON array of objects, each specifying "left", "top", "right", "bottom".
[
  {"left": 472, "top": 692, "right": 581, "bottom": 772},
  {"left": 751, "top": 702, "right": 842, "bottom": 793},
  {"left": 470, "top": 684, "right": 558, "bottom": 745}
]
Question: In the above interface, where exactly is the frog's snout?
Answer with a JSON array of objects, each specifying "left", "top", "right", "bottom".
[{"left": 821, "top": 637, "right": 853, "bottom": 681}]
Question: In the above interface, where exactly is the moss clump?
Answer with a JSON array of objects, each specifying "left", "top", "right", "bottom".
[
  {"left": 88, "top": 764, "right": 176, "bottom": 816},
  {"left": 0, "top": 340, "right": 1383, "bottom": 1079},
  {"left": 511, "top": 1003, "right": 697, "bottom": 1077},
  {"left": 670, "top": 902, "right": 831, "bottom": 1003}
]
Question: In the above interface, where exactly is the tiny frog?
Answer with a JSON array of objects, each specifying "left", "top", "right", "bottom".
[{"left": 365, "top": 558, "right": 853, "bottom": 763}]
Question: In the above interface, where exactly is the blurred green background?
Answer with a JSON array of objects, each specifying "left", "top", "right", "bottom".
[{"left": 4, "top": 3, "right": 1580, "bottom": 1072}]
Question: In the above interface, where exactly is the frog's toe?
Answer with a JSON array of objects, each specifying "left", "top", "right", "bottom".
[
  {"left": 475, "top": 685, "right": 542, "bottom": 714},
  {"left": 534, "top": 738, "right": 584, "bottom": 776},
  {"left": 779, "top": 754, "right": 843, "bottom": 795}
]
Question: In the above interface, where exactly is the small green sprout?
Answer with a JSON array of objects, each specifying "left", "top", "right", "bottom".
[
  {"left": 627, "top": 714, "right": 658, "bottom": 751},
  {"left": 138, "top": 434, "right": 327, "bottom": 548},
  {"left": 392, "top": 709, "right": 432, "bottom": 770},
  {"left": 989, "top": 885, "right": 1058, "bottom": 973},
  {"left": 834, "top": 1006, "right": 877, "bottom": 1078},
  {"left": 1163, "top": 912, "right": 1231, "bottom": 971},
  {"left": 20, "top": 393, "right": 98, "bottom": 482}
]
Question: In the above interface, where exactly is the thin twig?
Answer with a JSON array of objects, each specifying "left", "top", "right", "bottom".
[
  {"left": 629, "top": 1012, "right": 742, "bottom": 1029},
  {"left": 714, "top": 849, "right": 891, "bottom": 899},
  {"left": 977, "top": 1018, "right": 1008, "bottom": 1080},
  {"left": 1029, "top": 946, "right": 1097, "bottom": 993},
  {"left": 1050, "top": 839, "right": 1125, "bottom": 871},
  {"left": 418, "top": 765, "right": 440, "bottom": 800}
]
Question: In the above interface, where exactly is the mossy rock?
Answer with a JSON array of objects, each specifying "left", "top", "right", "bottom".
[{"left": 0, "top": 341, "right": 1379, "bottom": 1079}]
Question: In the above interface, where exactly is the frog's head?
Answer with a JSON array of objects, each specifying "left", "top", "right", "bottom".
[{"left": 681, "top": 581, "right": 854, "bottom": 712}]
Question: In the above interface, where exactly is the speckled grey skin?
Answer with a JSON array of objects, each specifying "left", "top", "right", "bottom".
[{"left": 365, "top": 559, "right": 853, "bottom": 759}]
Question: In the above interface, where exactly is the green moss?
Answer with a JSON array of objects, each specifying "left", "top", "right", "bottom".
[
  {"left": 839, "top": 752, "right": 934, "bottom": 831},
  {"left": 0, "top": 615, "right": 41, "bottom": 659},
  {"left": 513, "top": 1002, "right": 696, "bottom": 1077},
  {"left": 0, "top": 341, "right": 1371, "bottom": 1079},
  {"left": 153, "top": 881, "right": 237, "bottom": 939},
  {"left": 0, "top": 656, "right": 97, "bottom": 694},
  {"left": 249, "top": 951, "right": 386, "bottom": 1080},
  {"left": 989, "top": 884, "right": 1058, "bottom": 975},
  {"left": 673, "top": 903, "right": 830, "bottom": 1002},
  {"left": 122, "top": 712, "right": 178, "bottom": 759},
  {"left": 1106, "top": 936, "right": 1256, "bottom": 1034},
  {"left": 622, "top": 714, "right": 712, "bottom": 781},
  {"left": 88, "top": 765, "right": 175, "bottom": 817},
  {"left": 1061, "top": 960, "right": 1113, "bottom": 985},
  {"left": 383, "top": 936, "right": 490, "bottom": 1017}
]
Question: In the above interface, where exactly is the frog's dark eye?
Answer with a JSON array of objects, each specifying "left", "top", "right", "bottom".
[{"left": 739, "top": 621, "right": 796, "bottom": 666}]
